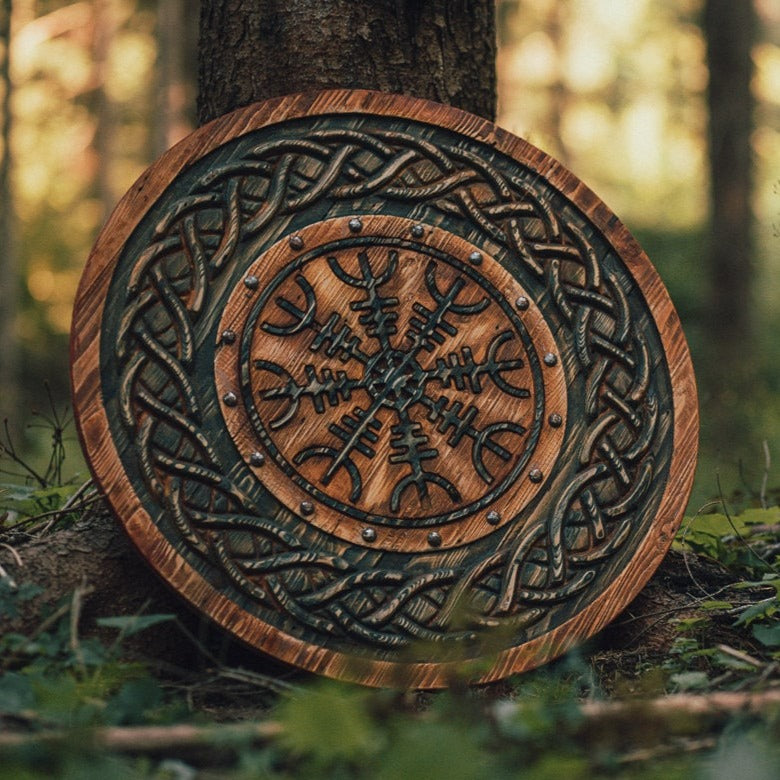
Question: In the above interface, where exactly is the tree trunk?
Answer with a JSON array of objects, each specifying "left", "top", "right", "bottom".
[
  {"left": 0, "top": 0, "right": 17, "bottom": 425},
  {"left": 197, "top": 0, "right": 497, "bottom": 125},
  {"left": 702, "top": 0, "right": 756, "bottom": 453}
]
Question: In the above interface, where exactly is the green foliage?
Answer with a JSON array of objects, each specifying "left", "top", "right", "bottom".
[
  {"left": 666, "top": 503, "right": 780, "bottom": 679},
  {"left": 373, "top": 718, "right": 494, "bottom": 780},
  {"left": 1, "top": 601, "right": 778, "bottom": 779},
  {"left": 0, "top": 391, "right": 88, "bottom": 530},
  {"left": 0, "top": 749, "right": 145, "bottom": 780},
  {"left": 276, "top": 681, "right": 382, "bottom": 768},
  {"left": 0, "top": 581, "right": 43, "bottom": 619},
  {"left": 0, "top": 581, "right": 178, "bottom": 737},
  {"left": 0, "top": 481, "right": 80, "bottom": 518},
  {"left": 734, "top": 597, "right": 777, "bottom": 627},
  {"left": 752, "top": 622, "right": 780, "bottom": 649},
  {"left": 268, "top": 661, "right": 596, "bottom": 780},
  {"left": 676, "top": 508, "right": 779, "bottom": 578},
  {"left": 668, "top": 670, "right": 710, "bottom": 692}
]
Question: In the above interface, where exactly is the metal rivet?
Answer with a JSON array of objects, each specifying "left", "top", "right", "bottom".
[
  {"left": 249, "top": 451, "right": 265, "bottom": 467},
  {"left": 221, "top": 329, "right": 236, "bottom": 345},
  {"left": 222, "top": 392, "right": 238, "bottom": 407},
  {"left": 427, "top": 531, "right": 442, "bottom": 547},
  {"left": 348, "top": 217, "right": 363, "bottom": 233},
  {"left": 468, "top": 250, "right": 483, "bottom": 265},
  {"left": 243, "top": 275, "right": 259, "bottom": 290},
  {"left": 289, "top": 235, "right": 304, "bottom": 250},
  {"left": 300, "top": 501, "right": 314, "bottom": 516},
  {"left": 543, "top": 352, "right": 558, "bottom": 367},
  {"left": 486, "top": 510, "right": 501, "bottom": 525},
  {"left": 361, "top": 527, "right": 377, "bottom": 543},
  {"left": 529, "top": 468, "right": 544, "bottom": 483},
  {"left": 411, "top": 224, "right": 424, "bottom": 239},
  {"left": 515, "top": 296, "right": 529, "bottom": 311},
  {"left": 548, "top": 413, "right": 562, "bottom": 428}
]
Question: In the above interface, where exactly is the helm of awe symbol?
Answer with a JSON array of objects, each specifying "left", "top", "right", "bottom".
[{"left": 216, "top": 217, "right": 566, "bottom": 544}]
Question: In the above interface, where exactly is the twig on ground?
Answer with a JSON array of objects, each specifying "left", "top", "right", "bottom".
[
  {"left": 0, "top": 720, "right": 283, "bottom": 752},
  {"left": 714, "top": 644, "right": 764, "bottom": 669},
  {"left": 69, "top": 576, "right": 91, "bottom": 677},
  {"left": 0, "top": 493, "right": 104, "bottom": 534},
  {"left": 0, "top": 560, "right": 17, "bottom": 590},
  {"left": 2, "top": 691, "right": 779, "bottom": 755},
  {"left": 0, "top": 541, "right": 23, "bottom": 589},
  {"left": 216, "top": 666, "right": 297, "bottom": 695},
  {"left": 0, "top": 541, "right": 23, "bottom": 567},
  {"left": 61, "top": 480, "right": 96, "bottom": 510},
  {"left": 577, "top": 689, "right": 780, "bottom": 720},
  {"left": 1, "top": 575, "right": 96, "bottom": 674},
  {"left": 615, "top": 737, "right": 717, "bottom": 766}
]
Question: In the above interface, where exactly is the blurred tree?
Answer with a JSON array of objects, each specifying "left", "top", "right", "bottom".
[
  {"left": 0, "top": 0, "right": 17, "bottom": 424},
  {"left": 703, "top": 0, "right": 757, "bottom": 452},
  {"left": 9, "top": 1, "right": 159, "bottom": 422},
  {"left": 153, "top": 0, "right": 197, "bottom": 157},
  {"left": 197, "top": 0, "right": 497, "bottom": 125},
  {"left": 93, "top": 0, "right": 118, "bottom": 222}
]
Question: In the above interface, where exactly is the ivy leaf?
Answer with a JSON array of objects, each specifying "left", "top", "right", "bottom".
[
  {"left": 670, "top": 671, "right": 709, "bottom": 691},
  {"left": 752, "top": 621, "right": 780, "bottom": 648},
  {"left": 734, "top": 599, "right": 777, "bottom": 627},
  {"left": 96, "top": 613, "right": 176, "bottom": 637},
  {"left": 700, "top": 600, "right": 733, "bottom": 611},
  {"left": 0, "top": 581, "right": 44, "bottom": 619},
  {"left": 0, "top": 672, "right": 35, "bottom": 714},
  {"left": 104, "top": 677, "right": 163, "bottom": 725}
]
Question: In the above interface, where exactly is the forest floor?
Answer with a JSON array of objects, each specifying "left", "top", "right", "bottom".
[{"left": 0, "top": 424, "right": 778, "bottom": 779}]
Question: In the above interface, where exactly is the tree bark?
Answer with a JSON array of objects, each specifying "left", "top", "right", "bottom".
[
  {"left": 702, "top": 0, "right": 756, "bottom": 451},
  {"left": 197, "top": 0, "right": 497, "bottom": 125}
]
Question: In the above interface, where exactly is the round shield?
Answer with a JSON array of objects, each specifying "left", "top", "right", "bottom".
[{"left": 71, "top": 91, "right": 698, "bottom": 687}]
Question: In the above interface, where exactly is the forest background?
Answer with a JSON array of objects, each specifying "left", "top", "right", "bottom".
[{"left": 0, "top": 0, "right": 778, "bottom": 510}]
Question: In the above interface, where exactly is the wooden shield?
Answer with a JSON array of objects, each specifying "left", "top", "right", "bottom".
[{"left": 71, "top": 91, "right": 698, "bottom": 687}]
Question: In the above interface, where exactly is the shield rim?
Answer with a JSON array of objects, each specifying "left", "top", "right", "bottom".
[{"left": 70, "top": 89, "right": 698, "bottom": 688}]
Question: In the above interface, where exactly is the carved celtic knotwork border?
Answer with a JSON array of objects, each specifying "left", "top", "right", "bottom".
[{"left": 101, "top": 114, "right": 671, "bottom": 658}]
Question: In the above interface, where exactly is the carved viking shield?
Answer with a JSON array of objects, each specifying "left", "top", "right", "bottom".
[{"left": 71, "top": 91, "right": 698, "bottom": 687}]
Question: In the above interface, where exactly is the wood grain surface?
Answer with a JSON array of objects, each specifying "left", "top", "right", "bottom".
[{"left": 70, "top": 90, "right": 698, "bottom": 688}]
